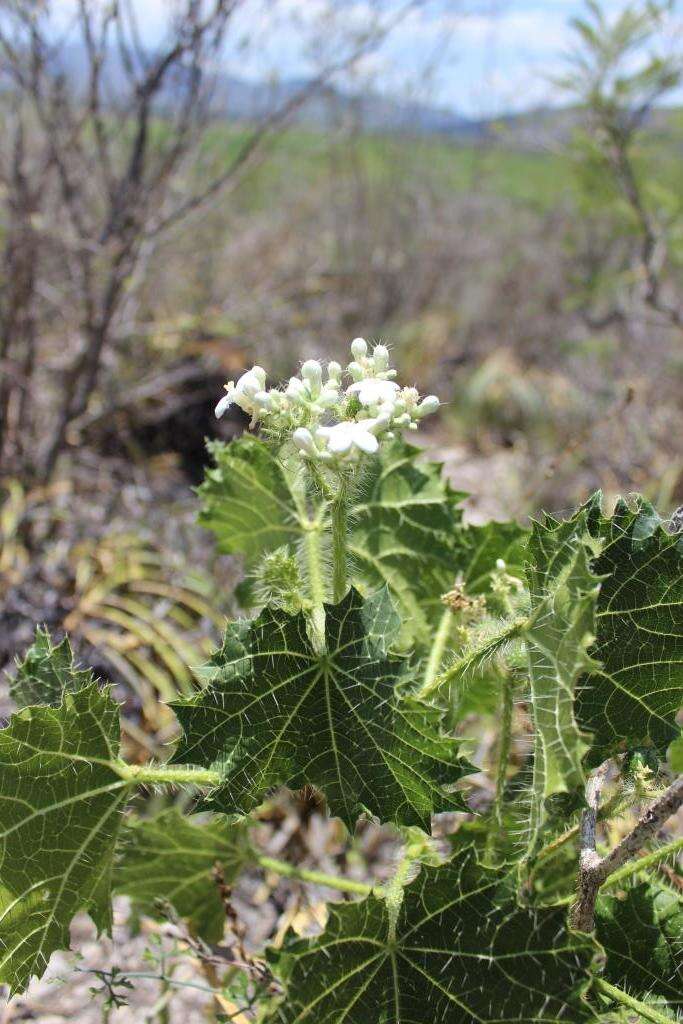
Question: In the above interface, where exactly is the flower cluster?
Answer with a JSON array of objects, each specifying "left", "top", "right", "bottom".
[{"left": 215, "top": 337, "right": 439, "bottom": 465}]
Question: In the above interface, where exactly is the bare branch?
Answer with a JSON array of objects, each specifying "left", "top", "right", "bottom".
[{"left": 572, "top": 771, "right": 683, "bottom": 932}]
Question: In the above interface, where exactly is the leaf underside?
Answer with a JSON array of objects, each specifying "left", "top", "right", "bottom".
[
  {"left": 171, "top": 588, "right": 472, "bottom": 829},
  {"left": 114, "top": 809, "right": 246, "bottom": 943},
  {"left": 268, "top": 841, "right": 595, "bottom": 1024},
  {"left": 0, "top": 683, "right": 127, "bottom": 995}
]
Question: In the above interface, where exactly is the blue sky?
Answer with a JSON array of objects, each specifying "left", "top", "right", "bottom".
[{"left": 49, "top": 0, "right": 678, "bottom": 117}]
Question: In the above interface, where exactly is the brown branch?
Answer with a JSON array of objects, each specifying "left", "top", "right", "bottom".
[{"left": 572, "top": 772, "right": 683, "bottom": 933}]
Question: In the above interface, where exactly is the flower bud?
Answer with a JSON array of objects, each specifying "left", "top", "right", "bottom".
[
  {"left": 351, "top": 337, "right": 367, "bottom": 359},
  {"left": 286, "top": 377, "right": 307, "bottom": 401},
  {"left": 416, "top": 395, "right": 440, "bottom": 418},
  {"left": 373, "top": 344, "right": 389, "bottom": 370},
  {"left": 301, "top": 359, "right": 323, "bottom": 396},
  {"left": 347, "top": 361, "right": 364, "bottom": 381},
  {"left": 252, "top": 365, "right": 267, "bottom": 388},
  {"left": 292, "top": 427, "right": 318, "bottom": 457},
  {"left": 327, "top": 361, "right": 342, "bottom": 381}
]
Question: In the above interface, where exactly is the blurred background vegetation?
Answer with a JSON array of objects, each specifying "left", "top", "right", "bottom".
[{"left": 0, "top": 0, "right": 681, "bottom": 723}]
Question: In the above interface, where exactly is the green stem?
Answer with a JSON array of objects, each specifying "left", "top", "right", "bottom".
[
  {"left": 435, "top": 616, "right": 527, "bottom": 695},
  {"left": 255, "top": 855, "right": 374, "bottom": 896},
  {"left": 117, "top": 764, "right": 222, "bottom": 788},
  {"left": 555, "top": 835, "right": 683, "bottom": 908},
  {"left": 303, "top": 520, "right": 326, "bottom": 652},
  {"left": 601, "top": 835, "right": 683, "bottom": 890},
  {"left": 383, "top": 854, "right": 415, "bottom": 942},
  {"left": 419, "top": 608, "right": 453, "bottom": 698},
  {"left": 331, "top": 481, "right": 348, "bottom": 604},
  {"left": 594, "top": 978, "right": 674, "bottom": 1024},
  {"left": 485, "top": 671, "right": 514, "bottom": 862}
]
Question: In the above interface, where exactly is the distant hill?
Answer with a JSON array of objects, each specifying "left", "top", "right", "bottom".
[
  {"left": 50, "top": 43, "right": 490, "bottom": 140},
  {"left": 46, "top": 42, "right": 682, "bottom": 149}
]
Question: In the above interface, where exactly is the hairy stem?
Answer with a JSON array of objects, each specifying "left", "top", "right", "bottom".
[
  {"left": 434, "top": 616, "right": 528, "bottom": 697},
  {"left": 594, "top": 978, "right": 674, "bottom": 1024},
  {"left": 572, "top": 773, "right": 683, "bottom": 932},
  {"left": 255, "top": 855, "right": 374, "bottom": 897},
  {"left": 117, "top": 763, "right": 222, "bottom": 788},
  {"left": 485, "top": 671, "right": 515, "bottom": 862},
  {"left": 602, "top": 835, "right": 683, "bottom": 891},
  {"left": 303, "top": 521, "right": 326, "bottom": 652},
  {"left": 420, "top": 608, "right": 453, "bottom": 697},
  {"left": 331, "top": 478, "right": 349, "bottom": 604}
]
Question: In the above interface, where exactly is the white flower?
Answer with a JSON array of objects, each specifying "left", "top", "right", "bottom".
[
  {"left": 346, "top": 378, "right": 399, "bottom": 407},
  {"left": 215, "top": 366, "right": 267, "bottom": 418},
  {"left": 316, "top": 419, "right": 380, "bottom": 456}
]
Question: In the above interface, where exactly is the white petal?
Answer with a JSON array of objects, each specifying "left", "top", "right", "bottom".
[
  {"left": 327, "top": 428, "right": 353, "bottom": 454},
  {"left": 215, "top": 393, "right": 233, "bottom": 418},
  {"left": 354, "top": 430, "right": 379, "bottom": 454}
]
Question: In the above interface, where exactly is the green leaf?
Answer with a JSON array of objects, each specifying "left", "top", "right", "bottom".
[
  {"left": 171, "top": 589, "right": 471, "bottom": 829},
  {"left": 11, "top": 627, "right": 93, "bottom": 709},
  {"left": 596, "top": 880, "right": 683, "bottom": 1011},
  {"left": 115, "top": 810, "right": 246, "bottom": 943},
  {"left": 459, "top": 519, "right": 529, "bottom": 596},
  {"left": 524, "top": 504, "right": 600, "bottom": 853},
  {"left": 349, "top": 441, "right": 466, "bottom": 642},
  {"left": 198, "top": 435, "right": 302, "bottom": 566},
  {"left": 267, "top": 841, "right": 595, "bottom": 1023},
  {"left": 576, "top": 496, "right": 683, "bottom": 759},
  {"left": 199, "top": 437, "right": 469, "bottom": 643},
  {"left": 0, "top": 683, "right": 128, "bottom": 994}
]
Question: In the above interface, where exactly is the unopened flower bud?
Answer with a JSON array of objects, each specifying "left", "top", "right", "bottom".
[
  {"left": 347, "top": 361, "right": 364, "bottom": 381},
  {"left": 373, "top": 344, "right": 389, "bottom": 370},
  {"left": 351, "top": 337, "right": 367, "bottom": 359},
  {"left": 301, "top": 359, "right": 323, "bottom": 396},
  {"left": 416, "top": 395, "right": 440, "bottom": 418},
  {"left": 327, "top": 361, "right": 342, "bottom": 381},
  {"left": 252, "top": 365, "right": 267, "bottom": 388},
  {"left": 292, "top": 427, "right": 318, "bottom": 457},
  {"left": 286, "top": 377, "right": 307, "bottom": 401}
]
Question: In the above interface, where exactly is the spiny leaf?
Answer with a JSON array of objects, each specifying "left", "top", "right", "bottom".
[
  {"left": 115, "top": 810, "right": 247, "bottom": 943},
  {"left": 267, "top": 840, "right": 596, "bottom": 1023},
  {"left": 0, "top": 683, "right": 128, "bottom": 995},
  {"left": 198, "top": 435, "right": 302, "bottom": 565},
  {"left": 11, "top": 627, "right": 93, "bottom": 709},
  {"left": 171, "top": 589, "right": 472, "bottom": 829},
  {"left": 595, "top": 880, "right": 683, "bottom": 1012},
  {"left": 349, "top": 440, "right": 466, "bottom": 642},
  {"left": 524, "top": 502, "right": 600, "bottom": 854},
  {"left": 577, "top": 496, "right": 683, "bottom": 760},
  {"left": 199, "top": 437, "right": 470, "bottom": 644},
  {"left": 459, "top": 519, "right": 529, "bottom": 596}
]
